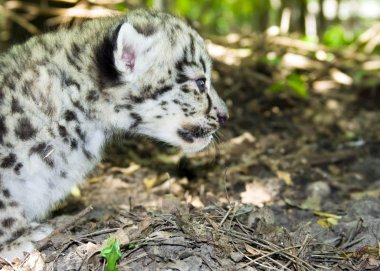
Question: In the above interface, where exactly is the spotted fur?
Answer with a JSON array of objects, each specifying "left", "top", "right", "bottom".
[{"left": 0, "top": 9, "right": 227, "bottom": 258}]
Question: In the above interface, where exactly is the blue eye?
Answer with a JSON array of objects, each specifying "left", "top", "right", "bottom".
[{"left": 195, "top": 78, "right": 206, "bottom": 93}]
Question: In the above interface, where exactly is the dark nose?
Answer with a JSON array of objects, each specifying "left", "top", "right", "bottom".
[{"left": 217, "top": 112, "right": 228, "bottom": 125}]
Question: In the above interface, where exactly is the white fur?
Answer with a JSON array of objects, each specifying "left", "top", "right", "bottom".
[{"left": 0, "top": 10, "right": 228, "bottom": 259}]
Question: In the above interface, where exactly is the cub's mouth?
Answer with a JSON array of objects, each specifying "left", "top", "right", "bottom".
[{"left": 177, "top": 126, "right": 215, "bottom": 143}]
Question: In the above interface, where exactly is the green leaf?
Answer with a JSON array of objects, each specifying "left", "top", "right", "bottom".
[
  {"left": 101, "top": 238, "right": 122, "bottom": 271},
  {"left": 322, "top": 25, "right": 352, "bottom": 49},
  {"left": 268, "top": 81, "right": 285, "bottom": 93},
  {"left": 115, "top": 2, "right": 127, "bottom": 12},
  {"left": 127, "top": 242, "right": 136, "bottom": 249},
  {"left": 286, "top": 74, "right": 308, "bottom": 97}
]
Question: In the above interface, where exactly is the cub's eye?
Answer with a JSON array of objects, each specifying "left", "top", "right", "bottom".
[{"left": 195, "top": 78, "right": 206, "bottom": 93}]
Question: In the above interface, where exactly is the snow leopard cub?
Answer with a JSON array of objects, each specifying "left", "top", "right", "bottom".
[{"left": 0, "top": 9, "right": 227, "bottom": 257}]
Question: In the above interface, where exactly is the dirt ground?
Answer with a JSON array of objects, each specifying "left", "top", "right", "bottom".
[{"left": 2, "top": 34, "right": 380, "bottom": 271}]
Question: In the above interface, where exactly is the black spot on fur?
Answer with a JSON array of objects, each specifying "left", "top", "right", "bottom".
[
  {"left": 82, "top": 148, "right": 92, "bottom": 160},
  {"left": 95, "top": 23, "right": 122, "bottom": 85},
  {"left": 1, "top": 153, "right": 16, "bottom": 168},
  {"left": 72, "top": 100, "right": 85, "bottom": 113},
  {"left": 15, "top": 117, "right": 37, "bottom": 140},
  {"left": 209, "top": 123, "right": 217, "bottom": 129},
  {"left": 180, "top": 85, "right": 191, "bottom": 93},
  {"left": 114, "top": 104, "right": 132, "bottom": 113},
  {"left": 0, "top": 117, "right": 7, "bottom": 144},
  {"left": 143, "top": 85, "right": 152, "bottom": 94},
  {"left": 130, "top": 113, "right": 143, "bottom": 128},
  {"left": 206, "top": 94, "right": 212, "bottom": 114},
  {"left": 130, "top": 85, "right": 172, "bottom": 104},
  {"left": 152, "top": 85, "right": 173, "bottom": 99},
  {"left": 129, "top": 95, "right": 144, "bottom": 104},
  {"left": 176, "top": 73, "right": 189, "bottom": 84},
  {"left": 0, "top": 201, "right": 5, "bottom": 209},
  {"left": 45, "top": 158, "right": 54, "bottom": 168},
  {"left": 177, "top": 129, "right": 194, "bottom": 143},
  {"left": 75, "top": 126, "right": 86, "bottom": 141},
  {"left": 2, "top": 189, "right": 10, "bottom": 198},
  {"left": 63, "top": 77, "right": 80, "bottom": 90},
  {"left": 70, "top": 139, "right": 78, "bottom": 150},
  {"left": 11, "top": 98, "right": 23, "bottom": 113},
  {"left": 200, "top": 57, "right": 206, "bottom": 72},
  {"left": 29, "top": 142, "right": 47, "bottom": 155},
  {"left": 189, "top": 34, "right": 195, "bottom": 57},
  {"left": 158, "top": 78, "right": 166, "bottom": 85},
  {"left": 58, "top": 125, "right": 68, "bottom": 138},
  {"left": 11, "top": 228, "right": 26, "bottom": 240},
  {"left": 66, "top": 50, "right": 81, "bottom": 71},
  {"left": 134, "top": 23, "right": 156, "bottom": 36},
  {"left": 60, "top": 171, "right": 67, "bottom": 178},
  {"left": 14, "top": 163, "right": 23, "bottom": 175},
  {"left": 86, "top": 90, "right": 99, "bottom": 102},
  {"left": 175, "top": 57, "right": 187, "bottom": 73},
  {"left": 8, "top": 201, "right": 18, "bottom": 207},
  {"left": 72, "top": 42, "right": 81, "bottom": 56},
  {"left": 3, "top": 76, "right": 15, "bottom": 91},
  {"left": 64, "top": 110, "right": 77, "bottom": 121},
  {"left": 2, "top": 218, "right": 15, "bottom": 228}
]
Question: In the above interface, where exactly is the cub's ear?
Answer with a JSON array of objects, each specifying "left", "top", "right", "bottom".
[{"left": 114, "top": 22, "right": 157, "bottom": 77}]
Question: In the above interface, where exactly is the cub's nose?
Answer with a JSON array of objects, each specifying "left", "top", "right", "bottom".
[{"left": 217, "top": 112, "right": 228, "bottom": 125}]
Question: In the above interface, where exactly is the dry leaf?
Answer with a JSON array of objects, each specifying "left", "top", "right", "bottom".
[
  {"left": 317, "top": 217, "right": 339, "bottom": 228},
  {"left": 314, "top": 210, "right": 342, "bottom": 219},
  {"left": 25, "top": 251, "right": 46, "bottom": 271},
  {"left": 110, "top": 162, "right": 141, "bottom": 175},
  {"left": 276, "top": 170, "right": 293, "bottom": 186},
  {"left": 240, "top": 182, "right": 272, "bottom": 207},
  {"left": 245, "top": 244, "right": 261, "bottom": 256},
  {"left": 144, "top": 173, "right": 170, "bottom": 190},
  {"left": 113, "top": 228, "right": 130, "bottom": 245},
  {"left": 143, "top": 175, "right": 158, "bottom": 190},
  {"left": 368, "top": 255, "right": 380, "bottom": 266}
]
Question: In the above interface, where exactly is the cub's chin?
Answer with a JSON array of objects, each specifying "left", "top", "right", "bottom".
[{"left": 180, "top": 135, "right": 213, "bottom": 154}]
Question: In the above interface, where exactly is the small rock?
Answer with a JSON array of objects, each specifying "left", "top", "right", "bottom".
[
  {"left": 230, "top": 251, "right": 244, "bottom": 262},
  {"left": 306, "top": 181, "right": 331, "bottom": 198},
  {"left": 248, "top": 206, "right": 275, "bottom": 227}
]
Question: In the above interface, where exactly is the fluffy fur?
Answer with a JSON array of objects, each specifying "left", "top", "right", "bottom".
[{"left": 0, "top": 9, "right": 228, "bottom": 258}]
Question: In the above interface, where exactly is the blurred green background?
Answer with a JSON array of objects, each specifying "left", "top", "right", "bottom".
[{"left": 0, "top": 0, "right": 379, "bottom": 49}]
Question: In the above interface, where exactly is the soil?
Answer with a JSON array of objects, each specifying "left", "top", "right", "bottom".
[{"left": 2, "top": 34, "right": 380, "bottom": 271}]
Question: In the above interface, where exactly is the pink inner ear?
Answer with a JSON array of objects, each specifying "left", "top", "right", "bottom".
[{"left": 122, "top": 46, "right": 136, "bottom": 71}]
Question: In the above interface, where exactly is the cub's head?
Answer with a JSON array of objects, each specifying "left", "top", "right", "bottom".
[{"left": 97, "top": 10, "right": 228, "bottom": 153}]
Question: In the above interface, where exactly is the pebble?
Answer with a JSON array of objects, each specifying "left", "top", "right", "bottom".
[
  {"left": 306, "top": 181, "right": 331, "bottom": 198},
  {"left": 230, "top": 251, "right": 244, "bottom": 262}
]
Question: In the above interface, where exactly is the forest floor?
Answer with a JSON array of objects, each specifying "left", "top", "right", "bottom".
[{"left": 3, "top": 34, "right": 380, "bottom": 271}]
